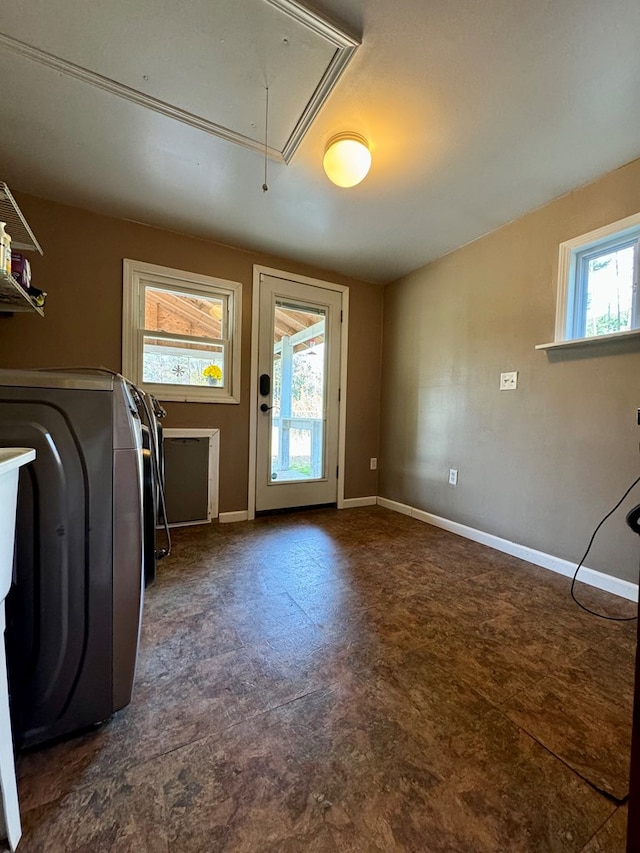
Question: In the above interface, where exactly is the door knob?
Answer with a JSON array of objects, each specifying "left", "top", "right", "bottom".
[{"left": 260, "top": 403, "right": 273, "bottom": 412}]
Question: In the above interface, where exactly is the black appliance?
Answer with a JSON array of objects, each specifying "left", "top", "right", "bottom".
[
  {"left": 0, "top": 368, "right": 166, "bottom": 748},
  {"left": 135, "top": 391, "right": 168, "bottom": 587}
]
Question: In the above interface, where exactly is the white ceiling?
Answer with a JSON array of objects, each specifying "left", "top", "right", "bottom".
[{"left": 1, "top": 0, "right": 639, "bottom": 284}]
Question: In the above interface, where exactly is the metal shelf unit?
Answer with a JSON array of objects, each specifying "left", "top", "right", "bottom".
[{"left": 0, "top": 183, "right": 44, "bottom": 316}]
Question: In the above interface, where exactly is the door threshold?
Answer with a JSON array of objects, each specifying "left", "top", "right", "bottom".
[{"left": 255, "top": 502, "right": 337, "bottom": 518}]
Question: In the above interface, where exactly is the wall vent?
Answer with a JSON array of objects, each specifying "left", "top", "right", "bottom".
[{"left": 162, "top": 428, "right": 219, "bottom": 526}]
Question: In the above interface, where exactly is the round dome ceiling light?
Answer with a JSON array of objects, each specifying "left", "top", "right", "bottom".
[{"left": 323, "top": 133, "right": 371, "bottom": 188}]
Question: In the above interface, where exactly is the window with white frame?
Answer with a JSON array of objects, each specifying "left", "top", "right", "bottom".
[
  {"left": 122, "top": 259, "right": 241, "bottom": 403},
  {"left": 555, "top": 213, "right": 640, "bottom": 343}
]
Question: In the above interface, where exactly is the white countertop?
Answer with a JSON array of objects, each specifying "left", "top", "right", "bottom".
[{"left": 0, "top": 447, "right": 36, "bottom": 477}]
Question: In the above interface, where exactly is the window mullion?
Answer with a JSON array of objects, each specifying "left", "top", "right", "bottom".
[{"left": 142, "top": 328, "right": 226, "bottom": 347}]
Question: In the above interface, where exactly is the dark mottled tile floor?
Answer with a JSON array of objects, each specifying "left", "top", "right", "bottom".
[{"left": 5, "top": 506, "right": 637, "bottom": 852}]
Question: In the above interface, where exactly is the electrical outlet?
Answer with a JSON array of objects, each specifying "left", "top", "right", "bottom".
[
  {"left": 448, "top": 468, "right": 458, "bottom": 486},
  {"left": 500, "top": 371, "right": 518, "bottom": 391},
  {"left": 370, "top": 457, "right": 377, "bottom": 470}
]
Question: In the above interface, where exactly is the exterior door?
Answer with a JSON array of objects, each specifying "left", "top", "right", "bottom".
[{"left": 255, "top": 274, "right": 342, "bottom": 512}]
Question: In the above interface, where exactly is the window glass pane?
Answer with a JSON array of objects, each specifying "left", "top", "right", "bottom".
[
  {"left": 270, "top": 303, "right": 326, "bottom": 482},
  {"left": 144, "top": 286, "right": 225, "bottom": 338},
  {"left": 583, "top": 245, "right": 635, "bottom": 337},
  {"left": 142, "top": 336, "right": 225, "bottom": 386}
]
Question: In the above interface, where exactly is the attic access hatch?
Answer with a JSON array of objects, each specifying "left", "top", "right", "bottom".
[{"left": 0, "top": 0, "right": 359, "bottom": 163}]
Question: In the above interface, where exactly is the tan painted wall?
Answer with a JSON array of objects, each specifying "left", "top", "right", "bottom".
[
  {"left": 380, "top": 158, "right": 640, "bottom": 584},
  {"left": 0, "top": 193, "right": 382, "bottom": 512}
]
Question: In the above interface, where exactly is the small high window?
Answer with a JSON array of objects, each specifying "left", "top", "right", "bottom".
[
  {"left": 123, "top": 260, "right": 241, "bottom": 403},
  {"left": 555, "top": 213, "right": 640, "bottom": 343}
]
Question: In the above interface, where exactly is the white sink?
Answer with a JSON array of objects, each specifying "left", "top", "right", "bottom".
[{"left": 0, "top": 448, "right": 35, "bottom": 604}]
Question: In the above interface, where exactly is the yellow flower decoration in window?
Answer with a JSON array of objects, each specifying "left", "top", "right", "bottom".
[{"left": 203, "top": 364, "right": 223, "bottom": 380}]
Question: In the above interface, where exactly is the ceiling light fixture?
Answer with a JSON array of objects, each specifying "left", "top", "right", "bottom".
[{"left": 323, "top": 133, "right": 371, "bottom": 188}]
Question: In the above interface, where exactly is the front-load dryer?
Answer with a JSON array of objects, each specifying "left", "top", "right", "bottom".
[{"left": 0, "top": 368, "right": 144, "bottom": 747}]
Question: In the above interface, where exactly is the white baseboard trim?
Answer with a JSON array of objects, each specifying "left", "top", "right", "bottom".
[
  {"left": 218, "top": 510, "right": 249, "bottom": 524},
  {"left": 377, "top": 497, "right": 639, "bottom": 603},
  {"left": 342, "top": 496, "right": 378, "bottom": 508},
  {"left": 377, "top": 496, "right": 413, "bottom": 516}
]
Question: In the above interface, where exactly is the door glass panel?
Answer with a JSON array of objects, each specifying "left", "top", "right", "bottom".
[{"left": 270, "top": 301, "right": 326, "bottom": 483}]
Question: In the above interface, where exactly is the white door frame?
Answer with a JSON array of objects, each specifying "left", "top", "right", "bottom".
[{"left": 248, "top": 265, "right": 349, "bottom": 520}]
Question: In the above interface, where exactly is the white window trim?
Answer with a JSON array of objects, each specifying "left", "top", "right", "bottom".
[
  {"left": 122, "top": 259, "right": 242, "bottom": 404},
  {"left": 552, "top": 211, "right": 640, "bottom": 344}
]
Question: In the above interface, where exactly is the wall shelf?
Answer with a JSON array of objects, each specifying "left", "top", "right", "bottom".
[
  {"left": 0, "top": 182, "right": 44, "bottom": 316},
  {"left": 0, "top": 270, "right": 44, "bottom": 316},
  {"left": 0, "top": 184, "right": 42, "bottom": 253}
]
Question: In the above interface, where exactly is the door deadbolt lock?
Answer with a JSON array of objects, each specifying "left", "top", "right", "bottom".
[{"left": 259, "top": 374, "right": 271, "bottom": 396}]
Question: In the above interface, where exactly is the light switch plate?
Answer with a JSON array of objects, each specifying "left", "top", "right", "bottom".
[{"left": 500, "top": 371, "right": 518, "bottom": 391}]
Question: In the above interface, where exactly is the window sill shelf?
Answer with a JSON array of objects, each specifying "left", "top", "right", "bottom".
[
  {"left": 141, "top": 384, "right": 239, "bottom": 405},
  {"left": 536, "top": 328, "right": 640, "bottom": 351}
]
